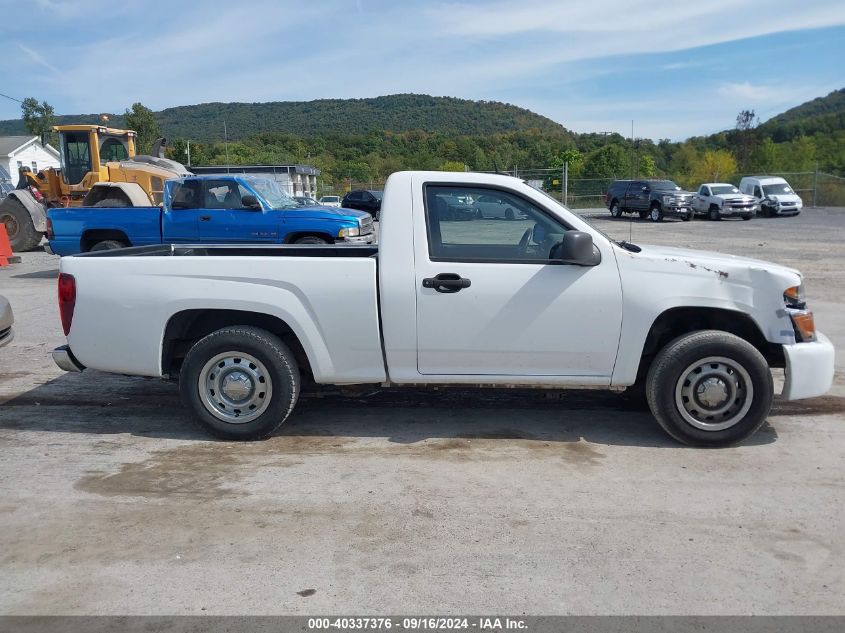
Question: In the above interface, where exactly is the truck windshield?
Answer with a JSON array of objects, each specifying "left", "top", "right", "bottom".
[
  {"left": 650, "top": 180, "right": 681, "bottom": 191},
  {"left": 711, "top": 185, "right": 740, "bottom": 195},
  {"left": 243, "top": 177, "right": 300, "bottom": 209}
]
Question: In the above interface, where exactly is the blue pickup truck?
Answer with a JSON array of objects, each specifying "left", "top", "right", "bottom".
[{"left": 46, "top": 175, "right": 374, "bottom": 255}]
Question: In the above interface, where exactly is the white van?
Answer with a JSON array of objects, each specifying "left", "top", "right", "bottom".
[{"left": 739, "top": 176, "right": 802, "bottom": 217}]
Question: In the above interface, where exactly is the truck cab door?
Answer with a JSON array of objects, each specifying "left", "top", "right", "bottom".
[
  {"left": 413, "top": 182, "right": 623, "bottom": 379},
  {"left": 162, "top": 179, "right": 202, "bottom": 242},
  {"left": 196, "top": 180, "right": 279, "bottom": 243}
]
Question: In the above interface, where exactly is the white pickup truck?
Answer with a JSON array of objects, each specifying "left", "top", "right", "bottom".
[{"left": 51, "top": 171, "right": 834, "bottom": 446}]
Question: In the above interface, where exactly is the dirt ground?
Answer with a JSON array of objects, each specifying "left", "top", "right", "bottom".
[{"left": 1, "top": 210, "right": 843, "bottom": 615}]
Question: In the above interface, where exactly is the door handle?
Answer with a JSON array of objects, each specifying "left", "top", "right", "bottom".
[
  {"left": 422, "top": 273, "right": 471, "bottom": 293},
  {"left": 200, "top": 215, "right": 211, "bottom": 221}
]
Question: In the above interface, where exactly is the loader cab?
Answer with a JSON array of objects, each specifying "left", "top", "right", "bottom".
[{"left": 56, "top": 125, "right": 136, "bottom": 185}]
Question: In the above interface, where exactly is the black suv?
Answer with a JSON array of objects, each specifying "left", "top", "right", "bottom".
[
  {"left": 606, "top": 179, "right": 693, "bottom": 222},
  {"left": 342, "top": 189, "right": 383, "bottom": 220}
]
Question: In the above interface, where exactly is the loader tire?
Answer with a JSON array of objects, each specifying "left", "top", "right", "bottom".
[{"left": 0, "top": 197, "right": 42, "bottom": 252}]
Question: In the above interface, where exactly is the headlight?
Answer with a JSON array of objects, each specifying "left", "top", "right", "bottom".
[
  {"left": 784, "top": 284, "right": 816, "bottom": 342},
  {"left": 338, "top": 226, "right": 361, "bottom": 238}
]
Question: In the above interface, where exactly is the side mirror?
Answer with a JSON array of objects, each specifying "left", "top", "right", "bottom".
[
  {"left": 550, "top": 231, "right": 601, "bottom": 266},
  {"left": 641, "top": 186, "right": 649, "bottom": 192},
  {"left": 241, "top": 195, "right": 261, "bottom": 210}
]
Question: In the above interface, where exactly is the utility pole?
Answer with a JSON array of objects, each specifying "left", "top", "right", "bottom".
[
  {"left": 185, "top": 140, "right": 191, "bottom": 167},
  {"left": 563, "top": 162, "right": 569, "bottom": 206},
  {"left": 813, "top": 164, "right": 819, "bottom": 208},
  {"left": 223, "top": 121, "right": 230, "bottom": 173}
]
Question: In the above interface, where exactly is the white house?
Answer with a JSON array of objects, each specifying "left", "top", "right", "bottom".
[{"left": 0, "top": 136, "right": 60, "bottom": 184}]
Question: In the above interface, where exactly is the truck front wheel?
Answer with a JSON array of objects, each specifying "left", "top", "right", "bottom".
[
  {"left": 645, "top": 330, "right": 773, "bottom": 447},
  {"left": 179, "top": 326, "right": 300, "bottom": 440}
]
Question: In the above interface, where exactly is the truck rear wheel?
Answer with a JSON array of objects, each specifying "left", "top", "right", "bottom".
[
  {"left": 89, "top": 239, "right": 127, "bottom": 252},
  {"left": 645, "top": 330, "right": 773, "bottom": 447},
  {"left": 179, "top": 326, "right": 300, "bottom": 440},
  {"left": 610, "top": 201, "right": 622, "bottom": 218},
  {"left": 0, "top": 197, "right": 42, "bottom": 252}
]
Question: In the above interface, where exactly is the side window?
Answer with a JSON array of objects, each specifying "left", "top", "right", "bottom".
[
  {"left": 169, "top": 180, "right": 202, "bottom": 209},
  {"left": 203, "top": 180, "right": 254, "bottom": 209},
  {"left": 700, "top": 186, "right": 709, "bottom": 196},
  {"left": 347, "top": 191, "right": 362, "bottom": 202},
  {"left": 753, "top": 186, "right": 763, "bottom": 198},
  {"left": 424, "top": 185, "right": 569, "bottom": 263}
]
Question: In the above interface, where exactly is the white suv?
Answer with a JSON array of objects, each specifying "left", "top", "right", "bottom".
[{"left": 740, "top": 176, "right": 803, "bottom": 217}]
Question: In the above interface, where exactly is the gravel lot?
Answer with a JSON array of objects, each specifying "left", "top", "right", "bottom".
[{"left": 1, "top": 210, "right": 843, "bottom": 615}]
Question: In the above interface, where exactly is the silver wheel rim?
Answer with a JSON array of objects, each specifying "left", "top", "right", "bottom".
[
  {"left": 198, "top": 352, "right": 273, "bottom": 424},
  {"left": 611, "top": 204, "right": 619, "bottom": 217},
  {"left": 651, "top": 208, "right": 660, "bottom": 221},
  {"left": 674, "top": 356, "right": 753, "bottom": 431}
]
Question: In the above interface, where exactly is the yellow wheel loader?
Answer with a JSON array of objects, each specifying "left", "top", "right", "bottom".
[{"left": 0, "top": 124, "right": 190, "bottom": 251}]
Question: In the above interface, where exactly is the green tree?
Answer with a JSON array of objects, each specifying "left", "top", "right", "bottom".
[
  {"left": 125, "top": 102, "right": 161, "bottom": 155},
  {"left": 438, "top": 160, "right": 466, "bottom": 171},
  {"left": 639, "top": 155, "right": 657, "bottom": 177},
  {"left": 750, "top": 138, "right": 778, "bottom": 173},
  {"left": 583, "top": 144, "right": 628, "bottom": 178},
  {"left": 21, "top": 97, "right": 56, "bottom": 146},
  {"left": 691, "top": 149, "right": 737, "bottom": 184}
]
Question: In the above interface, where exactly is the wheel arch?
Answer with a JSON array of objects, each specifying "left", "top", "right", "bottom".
[
  {"left": 83, "top": 182, "right": 150, "bottom": 207},
  {"left": 162, "top": 308, "right": 314, "bottom": 382},
  {"left": 80, "top": 229, "right": 132, "bottom": 252},
  {"left": 284, "top": 231, "right": 335, "bottom": 244},
  {"left": 633, "top": 306, "right": 784, "bottom": 386}
]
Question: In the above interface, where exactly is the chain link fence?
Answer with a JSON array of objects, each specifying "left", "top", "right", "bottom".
[{"left": 320, "top": 169, "right": 845, "bottom": 208}]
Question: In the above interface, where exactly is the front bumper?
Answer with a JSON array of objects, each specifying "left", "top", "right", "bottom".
[
  {"left": 781, "top": 332, "right": 834, "bottom": 400},
  {"left": 666, "top": 205, "right": 692, "bottom": 218},
  {"left": 340, "top": 233, "right": 375, "bottom": 244},
  {"left": 52, "top": 345, "right": 85, "bottom": 372}
]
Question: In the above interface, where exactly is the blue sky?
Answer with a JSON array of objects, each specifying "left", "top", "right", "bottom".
[{"left": 1, "top": 0, "right": 843, "bottom": 140}]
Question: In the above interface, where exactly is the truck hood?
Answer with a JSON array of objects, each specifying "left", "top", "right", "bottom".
[
  {"left": 627, "top": 244, "right": 801, "bottom": 281},
  {"left": 718, "top": 193, "right": 756, "bottom": 202},
  {"left": 281, "top": 206, "right": 370, "bottom": 220}
]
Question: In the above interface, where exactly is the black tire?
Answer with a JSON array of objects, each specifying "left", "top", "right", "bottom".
[
  {"left": 638, "top": 209, "right": 649, "bottom": 219},
  {"left": 708, "top": 205, "right": 720, "bottom": 221},
  {"left": 505, "top": 208, "right": 515, "bottom": 221},
  {"left": 89, "top": 239, "right": 127, "bottom": 252},
  {"left": 649, "top": 204, "right": 664, "bottom": 222},
  {"left": 294, "top": 236, "right": 330, "bottom": 244},
  {"left": 680, "top": 213, "right": 692, "bottom": 221},
  {"left": 645, "top": 330, "right": 773, "bottom": 447},
  {"left": 0, "top": 197, "right": 42, "bottom": 252},
  {"left": 741, "top": 214, "right": 752, "bottom": 221},
  {"left": 93, "top": 197, "right": 131, "bottom": 208},
  {"left": 760, "top": 205, "right": 773, "bottom": 218},
  {"left": 179, "top": 326, "right": 300, "bottom": 440},
  {"left": 610, "top": 201, "right": 622, "bottom": 218}
]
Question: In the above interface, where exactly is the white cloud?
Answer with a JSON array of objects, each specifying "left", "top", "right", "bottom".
[
  {"left": 716, "top": 82, "right": 777, "bottom": 101},
  {"left": 18, "top": 43, "right": 61, "bottom": 75}
]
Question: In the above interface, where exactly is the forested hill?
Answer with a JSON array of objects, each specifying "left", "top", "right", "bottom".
[
  {"left": 757, "top": 88, "right": 845, "bottom": 142},
  {"left": 0, "top": 94, "right": 572, "bottom": 141}
]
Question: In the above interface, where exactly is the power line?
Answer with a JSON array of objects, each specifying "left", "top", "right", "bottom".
[{"left": 0, "top": 91, "right": 24, "bottom": 104}]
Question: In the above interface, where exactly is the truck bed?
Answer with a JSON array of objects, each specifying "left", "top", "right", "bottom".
[{"left": 60, "top": 247, "right": 386, "bottom": 383}]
